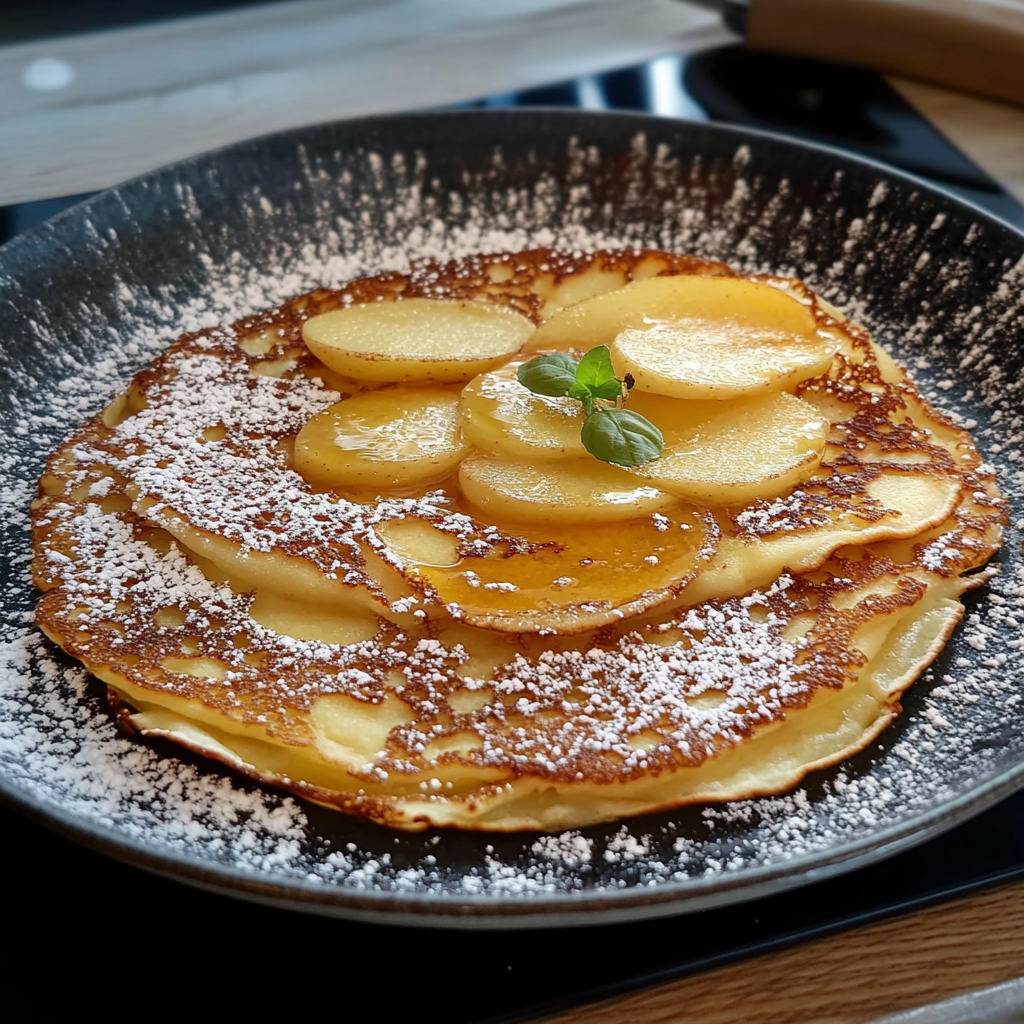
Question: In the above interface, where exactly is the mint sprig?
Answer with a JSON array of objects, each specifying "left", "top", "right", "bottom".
[
  {"left": 516, "top": 346, "right": 664, "bottom": 467},
  {"left": 516, "top": 351, "right": 578, "bottom": 397},
  {"left": 571, "top": 346, "right": 623, "bottom": 402},
  {"left": 580, "top": 409, "right": 663, "bottom": 467}
]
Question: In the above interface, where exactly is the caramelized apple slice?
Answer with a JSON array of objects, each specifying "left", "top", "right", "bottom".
[
  {"left": 527, "top": 276, "right": 835, "bottom": 399},
  {"left": 458, "top": 453, "right": 676, "bottom": 524},
  {"left": 460, "top": 359, "right": 587, "bottom": 460},
  {"left": 626, "top": 391, "right": 829, "bottom": 505},
  {"left": 303, "top": 298, "right": 534, "bottom": 384},
  {"left": 295, "top": 388, "right": 467, "bottom": 492},
  {"left": 377, "top": 509, "right": 710, "bottom": 633}
]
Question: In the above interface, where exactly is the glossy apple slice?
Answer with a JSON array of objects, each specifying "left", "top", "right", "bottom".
[
  {"left": 458, "top": 453, "right": 676, "bottom": 524},
  {"left": 376, "top": 507, "right": 710, "bottom": 633},
  {"left": 527, "top": 275, "right": 836, "bottom": 399},
  {"left": 626, "top": 390, "right": 830, "bottom": 505},
  {"left": 460, "top": 359, "right": 587, "bottom": 460},
  {"left": 295, "top": 387, "right": 467, "bottom": 493},
  {"left": 303, "top": 298, "right": 534, "bottom": 384}
]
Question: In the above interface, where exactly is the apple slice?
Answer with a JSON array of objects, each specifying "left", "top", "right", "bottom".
[
  {"left": 303, "top": 298, "right": 533, "bottom": 384},
  {"left": 626, "top": 391, "right": 829, "bottom": 505},
  {"left": 458, "top": 453, "right": 676, "bottom": 524},
  {"left": 460, "top": 359, "right": 587, "bottom": 460},
  {"left": 377, "top": 508, "right": 710, "bottom": 633},
  {"left": 295, "top": 387, "right": 467, "bottom": 492},
  {"left": 527, "top": 275, "right": 836, "bottom": 399}
]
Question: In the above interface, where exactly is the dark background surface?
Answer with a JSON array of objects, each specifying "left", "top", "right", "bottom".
[
  {"left": 0, "top": 0, "right": 280, "bottom": 44},
  {"left": 3, "top": 795, "right": 1024, "bottom": 1023}
]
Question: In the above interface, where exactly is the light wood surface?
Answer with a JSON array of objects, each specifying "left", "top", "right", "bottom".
[
  {"left": 891, "top": 75, "right": 1024, "bottom": 204},
  {"left": 542, "top": 878, "right": 1024, "bottom": 1024},
  {"left": 748, "top": 0, "right": 1024, "bottom": 107}
]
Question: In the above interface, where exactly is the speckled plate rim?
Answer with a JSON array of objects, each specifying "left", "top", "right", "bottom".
[
  {"left": 2, "top": 109, "right": 1023, "bottom": 929},
  {"left": 3, "top": 747, "right": 1024, "bottom": 929}
]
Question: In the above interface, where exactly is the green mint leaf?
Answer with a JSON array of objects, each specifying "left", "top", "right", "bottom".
[
  {"left": 573, "top": 345, "right": 621, "bottom": 400},
  {"left": 580, "top": 408, "right": 664, "bottom": 467},
  {"left": 516, "top": 352, "right": 578, "bottom": 397},
  {"left": 518, "top": 346, "right": 660, "bottom": 467},
  {"left": 587, "top": 378, "right": 628, "bottom": 401}
]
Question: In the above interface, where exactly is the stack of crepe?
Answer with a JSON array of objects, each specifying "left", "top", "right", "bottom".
[{"left": 32, "top": 248, "right": 1005, "bottom": 830}]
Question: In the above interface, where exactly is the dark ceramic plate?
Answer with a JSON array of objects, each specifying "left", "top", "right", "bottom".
[{"left": 2, "top": 111, "right": 1023, "bottom": 928}]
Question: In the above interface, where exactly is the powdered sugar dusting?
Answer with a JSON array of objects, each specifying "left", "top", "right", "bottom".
[{"left": 2, "top": 119, "right": 1023, "bottom": 917}]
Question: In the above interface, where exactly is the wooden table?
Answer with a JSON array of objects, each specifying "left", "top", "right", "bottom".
[
  {"left": 543, "top": 880, "right": 1024, "bottom": 1023},
  {"left": 891, "top": 76, "right": 1024, "bottom": 206}
]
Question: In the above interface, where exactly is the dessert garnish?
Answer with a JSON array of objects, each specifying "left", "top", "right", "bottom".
[{"left": 516, "top": 345, "right": 664, "bottom": 467}]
